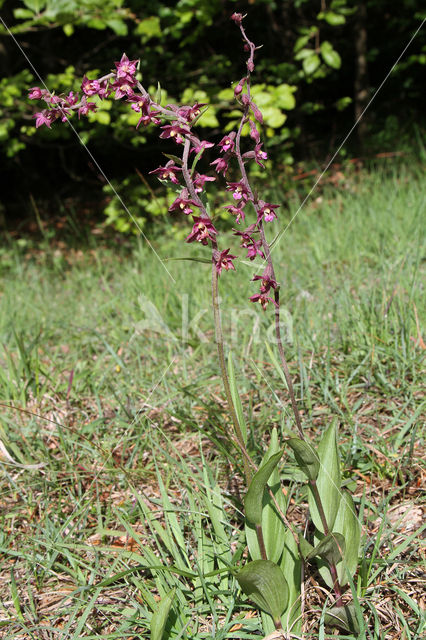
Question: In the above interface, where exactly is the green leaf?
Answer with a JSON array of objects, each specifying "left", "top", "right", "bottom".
[
  {"left": 227, "top": 353, "right": 248, "bottom": 445},
  {"left": 280, "top": 529, "right": 302, "bottom": 632},
  {"left": 22, "top": 0, "right": 45, "bottom": 11},
  {"left": 294, "top": 34, "right": 311, "bottom": 53},
  {"left": 274, "top": 84, "right": 297, "bottom": 110},
  {"left": 263, "top": 105, "right": 287, "bottom": 128},
  {"left": 106, "top": 19, "right": 128, "bottom": 36},
  {"left": 303, "top": 53, "right": 321, "bottom": 75},
  {"left": 236, "top": 560, "right": 289, "bottom": 624},
  {"left": 245, "top": 430, "right": 287, "bottom": 564},
  {"left": 13, "top": 8, "right": 35, "bottom": 18},
  {"left": 135, "top": 16, "right": 162, "bottom": 40},
  {"left": 333, "top": 491, "right": 361, "bottom": 585},
  {"left": 307, "top": 532, "right": 345, "bottom": 565},
  {"left": 150, "top": 587, "right": 176, "bottom": 640},
  {"left": 63, "top": 23, "right": 74, "bottom": 37},
  {"left": 298, "top": 532, "right": 314, "bottom": 560},
  {"left": 10, "top": 569, "right": 24, "bottom": 622},
  {"left": 324, "top": 604, "right": 360, "bottom": 633},
  {"left": 245, "top": 450, "right": 283, "bottom": 525},
  {"left": 318, "top": 11, "right": 346, "bottom": 26},
  {"left": 320, "top": 41, "right": 342, "bottom": 69},
  {"left": 155, "top": 82, "right": 162, "bottom": 105},
  {"left": 162, "top": 154, "right": 183, "bottom": 166},
  {"left": 287, "top": 437, "right": 320, "bottom": 481},
  {"left": 335, "top": 96, "right": 352, "bottom": 111},
  {"left": 308, "top": 420, "right": 341, "bottom": 532},
  {"left": 294, "top": 47, "right": 315, "bottom": 61}
]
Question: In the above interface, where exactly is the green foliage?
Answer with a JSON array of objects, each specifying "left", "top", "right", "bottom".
[
  {"left": 235, "top": 560, "right": 289, "bottom": 625},
  {"left": 227, "top": 352, "right": 248, "bottom": 445},
  {"left": 102, "top": 176, "right": 174, "bottom": 234},
  {"left": 8, "top": 0, "right": 131, "bottom": 35},
  {"left": 244, "top": 450, "right": 283, "bottom": 526},
  {"left": 150, "top": 588, "right": 176, "bottom": 640},
  {"left": 245, "top": 429, "right": 287, "bottom": 564},
  {"left": 286, "top": 437, "right": 320, "bottom": 481},
  {"left": 308, "top": 421, "right": 342, "bottom": 532},
  {"left": 324, "top": 604, "right": 360, "bottom": 634}
]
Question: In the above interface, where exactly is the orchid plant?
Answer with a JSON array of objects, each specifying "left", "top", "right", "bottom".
[{"left": 29, "top": 12, "right": 362, "bottom": 637}]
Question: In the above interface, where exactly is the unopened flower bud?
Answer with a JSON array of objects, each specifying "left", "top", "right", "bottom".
[
  {"left": 231, "top": 12, "right": 244, "bottom": 25},
  {"left": 251, "top": 100, "right": 263, "bottom": 124},
  {"left": 234, "top": 77, "right": 246, "bottom": 97}
]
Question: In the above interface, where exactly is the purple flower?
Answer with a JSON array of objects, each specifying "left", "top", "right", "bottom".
[
  {"left": 150, "top": 160, "right": 182, "bottom": 184},
  {"left": 257, "top": 200, "right": 279, "bottom": 222},
  {"left": 224, "top": 203, "right": 245, "bottom": 224},
  {"left": 81, "top": 76, "right": 101, "bottom": 96},
  {"left": 210, "top": 156, "right": 229, "bottom": 177},
  {"left": 78, "top": 101, "right": 97, "bottom": 118},
  {"left": 28, "top": 87, "right": 45, "bottom": 100},
  {"left": 214, "top": 249, "right": 237, "bottom": 275},
  {"left": 218, "top": 132, "right": 235, "bottom": 153},
  {"left": 226, "top": 180, "right": 249, "bottom": 202},
  {"left": 186, "top": 216, "right": 217, "bottom": 245},
  {"left": 160, "top": 124, "right": 190, "bottom": 144},
  {"left": 177, "top": 103, "right": 207, "bottom": 122},
  {"left": 233, "top": 225, "right": 265, "bottom": 260},
  {"left": 249, "top": 293, "right": 277, "bottom": 310},
  {"left": 33, "top": 110, "right": 55, "bottom": 128},
  {"left": 193, "top": 173, "right": 215, "bottom": 193},
  {"left": 136, "top": 110, "right": 161, "bottom": 128},
  {"left": 252, "top": 273, "right": 278, "bottom": 293},
  {"left": 169, "top": 189, "right": 200, "bottom": 215},
  {"left": 246, "top": 241, "right": 265, "bottom": 260},
  {"left": 65, "top": 91, "right": 79, "bottom": 106},
  {"left": 112, "top": 76, "right": 137, "bottom": 100},
  {"left": 128, "top": 93, "right": 149, "bottom": 113},
  {"left": 190, "top": 137, "right": 214, "bottom": 154},
  {"left": 114, "top": 53, "right": 138, "bottom": 80}
]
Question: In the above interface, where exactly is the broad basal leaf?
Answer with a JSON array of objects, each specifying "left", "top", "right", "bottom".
[{"left": 236, "top": 560, "right": 289, "bottom": 624}]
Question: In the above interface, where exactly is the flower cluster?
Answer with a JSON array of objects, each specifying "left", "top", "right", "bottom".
[{"left": 29, "top": 17, "right": 281, "bottom": 309}]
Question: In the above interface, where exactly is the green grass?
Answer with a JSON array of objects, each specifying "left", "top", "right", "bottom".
[{"left": 0, "top": 161, "right": 424, "bottom": 639}]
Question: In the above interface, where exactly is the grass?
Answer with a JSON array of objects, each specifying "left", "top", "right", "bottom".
[{"left": 0, "top": 160, "right": 424, "bottom": 639}]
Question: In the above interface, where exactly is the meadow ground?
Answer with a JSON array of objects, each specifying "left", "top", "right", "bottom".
[{"left": 0, "top": 161, "right": 424, "bottom": 639}]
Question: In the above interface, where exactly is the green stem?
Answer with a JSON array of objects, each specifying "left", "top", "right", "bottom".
[
  {"left": 255, "top": 523, "right": 268, "bottom": 561},
  {"left": 211, "top": 260, "right": 253, "bottom": 484}
]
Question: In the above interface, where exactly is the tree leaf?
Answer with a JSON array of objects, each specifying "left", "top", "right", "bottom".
[
  {"left": 287, "top": 437, "right": 320, "bottom": 481},
  {"left": 303, "top": 53, "right": 321, "bottom": 75},
  {"left": 320, "top": 41, "right": 342, "bottom": 69},
  {"left": 150, "top": 587, "right": 176, "bottom": 640},
  {"left": 245, "top": 450, "right": 283, "bottom": 525},
  {"left": 236, "top": 560, "right": 289, "bottom": 624}
]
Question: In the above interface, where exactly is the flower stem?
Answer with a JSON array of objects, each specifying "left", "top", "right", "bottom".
[{"left": 211, "top": 259, "right": 253, "bottom": 484}]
